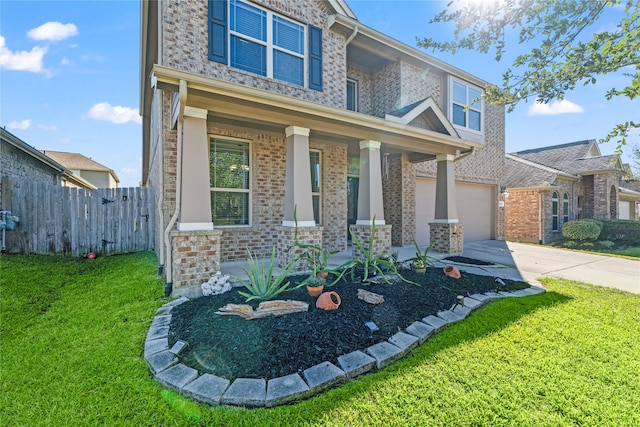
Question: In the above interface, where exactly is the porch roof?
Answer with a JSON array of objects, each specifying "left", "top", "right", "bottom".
[{"left": 151, "top": 66, "right": 481, "bottom": 157}]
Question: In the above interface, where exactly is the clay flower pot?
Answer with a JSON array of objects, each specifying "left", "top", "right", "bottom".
[
  {"left": 444, "top": 265, "right": 461, "bottom": 279},
  {"left": 316, "top": 291, "right": 341, "bottom": 310},
  {"left": 306, "top": 284, "right": 324, "bottom": 297}
]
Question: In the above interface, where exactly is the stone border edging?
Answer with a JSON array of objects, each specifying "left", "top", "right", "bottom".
[{"left": 144, "top": 286, "right": 546, "bottom": 407}]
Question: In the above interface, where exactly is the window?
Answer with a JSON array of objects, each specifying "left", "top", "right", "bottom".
[
  {"left": 552, "top": 192, "right": 559, "bottom": 231},
  {"left": 209, "top": 138, "right": 250, "bottom": 226},
  {"left": 310, "top": 150, "right": 322, "bottom": 224},
  {"left": 563, "top": 193, "right": 569, "bottom": 224},
  {"left": 346, "top": 79, "right": 358, "bottom": 111},
  {"left": 451, "top": 79, "right": 482, "bottom": 132},
  {"left": 209, "top": 0, "right": 322, "bottom": 90}
]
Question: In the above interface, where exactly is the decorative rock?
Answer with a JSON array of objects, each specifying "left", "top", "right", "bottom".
[
  {"left": 357, "top": 288, "right": 384, "bottom": 304},
  {"left": 201, "top": 271, "right": 232, "bottom": 296},
  {"left": 216, "top": 300, "right": 309, "bottom": 319},
  {"left": 182, "top": 374, "right": 230, "bottom": 405}
]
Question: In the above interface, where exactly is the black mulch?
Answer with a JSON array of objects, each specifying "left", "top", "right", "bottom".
[
  {"left": 443, "top": 256, "right": 495, "bottom": 266},
  {"left": 168, "top": 267, "right": 528, "bottom": 381}
]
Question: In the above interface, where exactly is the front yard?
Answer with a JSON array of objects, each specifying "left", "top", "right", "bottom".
[{"left": 1, "top": 252, "right": 638, "bottom": 426}]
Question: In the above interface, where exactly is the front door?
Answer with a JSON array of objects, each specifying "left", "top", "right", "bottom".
[{"left": 347, "top": 176, "right": 359, "bottom": 240}]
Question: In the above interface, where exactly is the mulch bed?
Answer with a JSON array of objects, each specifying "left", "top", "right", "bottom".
[
  {"left": 168, "top": 267, "right": 528, "bottom": 381},
  {"left": 442, "top": 256, "right": 495, "bottom": 265}
]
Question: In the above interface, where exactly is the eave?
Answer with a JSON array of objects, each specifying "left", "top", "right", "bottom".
[{"left": 152, "top": 65, "right": 481, "bottom": 156}]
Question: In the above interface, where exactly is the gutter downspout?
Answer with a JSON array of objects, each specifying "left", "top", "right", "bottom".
[
  {"left": 454, "top": 147, "right": 475, "bottom": 162},
  {"left": 163, "top": 79, "right": 187, "bottom": 296},
  {"left": 345, "top": 25, "right": 358, "bottom": 45}
]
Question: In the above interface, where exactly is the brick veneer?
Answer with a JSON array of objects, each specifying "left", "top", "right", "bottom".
[
  {"left": 276, "top": 225, "right": 323, "bottom": 270},
  {"left": 429, "top": 223, "right": 463, "bottom": 254},
  {"left": 170, "top": 229, "right": 223, "bottom": 292},
  {"left": 349, "top": 224, "right": 392, "bottom": 259}
]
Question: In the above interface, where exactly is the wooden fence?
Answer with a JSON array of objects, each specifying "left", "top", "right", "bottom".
[{"left": 3, "top": 179, "right": 154, "bottom": 256}]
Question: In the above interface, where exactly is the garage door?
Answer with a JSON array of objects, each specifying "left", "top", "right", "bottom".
[
  {"left": 415, "top": 179, "right": 494, "bottom": 245},
  {"left": 619, "top": 201, "right": 630, "bottom": 220}
]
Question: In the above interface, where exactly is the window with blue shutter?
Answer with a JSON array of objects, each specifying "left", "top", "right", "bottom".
[{"left": 208, "top": 0, "right": 322, "bottom": 89}]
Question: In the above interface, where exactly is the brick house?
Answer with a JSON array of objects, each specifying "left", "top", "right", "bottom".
[
  {"left": 1, "top": 128, "right": 95, "bottom": 210},
  {"left": 140, "top": 0, "right": 508, "bottom": 295},
  {"left": 41, "top": 151, "right": 120, "bottom": 189},
  {"left": 504, "top": 140, "right": 638, "bottom": 244}
]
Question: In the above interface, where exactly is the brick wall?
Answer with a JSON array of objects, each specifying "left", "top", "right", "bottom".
[
  {"left": 349, "top": 224, "right": 392, "bottom": 259},
  {"left": 429, "top": 223, "right": 463, "bottom": 254},
  {"left": 593, "top": 173, "right": 619, "bottom": 219},
  {"left": 170, "top": 229, "right": 223, "bottom": 292},
  {"left": 400, "top": 61, "right": 442, "bottom": 106},
  {"left": 382, "top": 154, "right": 416, "bottom": 246},
  {"left": 372, "top": 62, "right": 402, "bottom": 118},
  {"left": 161, "top": 0, "right": 346, "bottom": 109},
  {"left": 346, "top": 63, "right": 373, "bottom": 115},
  {"left": 505, "top": 190, "right": 541, "bottom": 243}
]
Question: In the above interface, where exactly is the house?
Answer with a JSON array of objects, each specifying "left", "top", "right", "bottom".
[
  {"left": 41, "top": 151, "right": 120, "bottom": 189},
  {"left": 504, "top": 139, "right": 638, "bottom": 244},
  {"left": 140, "top": 0, "right": 507, "bottom": 295},
  {"left": 1, "top": 128, "right": 95, "bottom": 210}
]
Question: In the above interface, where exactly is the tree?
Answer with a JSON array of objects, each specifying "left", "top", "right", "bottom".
[{"left": 417, "top": 0, "right": 639, "bottom": 152}]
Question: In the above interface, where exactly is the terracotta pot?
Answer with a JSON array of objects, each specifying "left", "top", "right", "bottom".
[
  {"left": 315, "top": 271, "right": 329, "bottom": 279},
  {"left": 444, "top": 265, "right": 461, "bottom": 279},
  {"left": 412, "top": 264, "right": 426, "bottom": 274},
  {"left": 316, "top": 291, "right": 341, "bottom": 310},
  {"left": 306, "top": 284, "right": 324, "bottom": 297}
]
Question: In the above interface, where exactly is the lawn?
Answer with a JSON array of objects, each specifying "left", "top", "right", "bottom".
[{"left": 2, "top": 252, "right": 639, "bottom": 426}]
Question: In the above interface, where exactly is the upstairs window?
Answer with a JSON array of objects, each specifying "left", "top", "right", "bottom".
[
  {"left": 451, "top": 79, "right": 482, "bottom": 132},
  {"left": 210, "top": 0, "right": 322, "bottom": 89},
  {"left": 209, "top": 138, "right": 251, "bottom": 226},
  {"left": 346, "top": 79, "right": 358, "bottom": 111}
]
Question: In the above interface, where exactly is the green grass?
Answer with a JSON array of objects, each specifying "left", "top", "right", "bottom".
[{"left": 2, "top": 253, "right": 639, "bottom": 426}]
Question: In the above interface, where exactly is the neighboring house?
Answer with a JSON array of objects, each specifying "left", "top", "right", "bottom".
[
  {"left": 140, "top": 0, "right": 507, "bottom": 295},
  {"left": 618, "top": 176, "right": 640, "bottom": 221},
  {"left": 1, "top": 128, "right": 95, "bottom": 210},
  {"left": 41, "top": 151, "right": 119, "bottom": 189},
  {"left": 504, "top": 139, "right": 637, "bottom": 244}
]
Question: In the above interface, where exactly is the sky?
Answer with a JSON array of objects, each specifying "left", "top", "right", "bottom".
[{"left": 1, "top": 0, "right": 637, "bottom": 188}]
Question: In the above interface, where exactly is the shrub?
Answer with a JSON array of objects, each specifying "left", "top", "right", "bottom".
[
  {"left": 598, "top": 219, "right": 640, "bottom": 245},
  {"left": 581, "top": 242, "right": 595, "bottom": 248},
  {"left": 562, "top": 219, "right": 602, "bottom": 241},
  {"left": 598, "top": 240, "right": 616, "bottom": 249},
  {"left": 563, "top": 241, "right": 578, "bottom": 248}
]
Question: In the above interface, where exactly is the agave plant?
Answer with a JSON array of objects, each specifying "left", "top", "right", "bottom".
[{"left": 236, "top": 248, "right": 297, "bottom": 302}]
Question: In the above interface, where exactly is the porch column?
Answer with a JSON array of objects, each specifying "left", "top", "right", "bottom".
[
  {"left": 430, "top": 153, "right": 463, "bottom": 254},
  {"left": 178, "top": 107, "right": 213, "bottom": 231},
  {"left": 357, "top": 140, "right": 385, "bottom": 225},
  {"left": 351, "top": 140, "right": 391, "bottom": 259},
  {"left": 282, "top": 126, "right": 315, "bottom": 226}
]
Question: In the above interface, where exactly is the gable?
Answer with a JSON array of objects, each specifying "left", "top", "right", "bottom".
[{"left": 385, "top": 97, "right": 459, "bottom": 138}]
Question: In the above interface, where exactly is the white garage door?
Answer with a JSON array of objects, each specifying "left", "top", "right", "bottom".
[
  {"left": 415, "top": 179, "right": 494, "bottom": 245},
  {"left": 619, "top": 201, "right": 630, "bottom": 220}
]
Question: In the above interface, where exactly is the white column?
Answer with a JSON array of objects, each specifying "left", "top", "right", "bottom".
[
  {"left": 282, "top": 126, "right": 315, "bottom": 227},
  {"left": 178, "top": 107, "right": 213, "bottom": 231},
  {"left": 433, "top": 153, "right": 458, "bottom": 223},
  {"left": 356, "top": 140, "right": 385, "bottom": 225}
]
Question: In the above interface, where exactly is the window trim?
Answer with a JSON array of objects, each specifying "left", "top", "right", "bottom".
[
  {"left": 228, "top": 0, "right": 307, "bottom": 87},
  {"left": 310, "top": 149, "right": 322, "bottom": 224},
  {"left": 449, "top": 77, "right": 483, "bottom": 135},
  {"left": 346, "top": 78, "right": 358, "bottom": 112},
  {"left": 563, "top": 193, "right": 569, "bottom": 224},
  {"left": 209, "top": 135, "right": 252, "bottom": 228}
]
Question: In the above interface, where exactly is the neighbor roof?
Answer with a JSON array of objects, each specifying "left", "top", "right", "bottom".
[
  {"left": 41, "top": 151, "right": 120, "bottom": 183},
  {"left": 505, "top": 154, "right": 578, "bottom": 188}
]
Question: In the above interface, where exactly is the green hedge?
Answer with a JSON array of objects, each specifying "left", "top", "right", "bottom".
[
  {"left": 562, "top": 219, "right": 602, "bottom": 241},
  {"left": 598, "top": 219, "right": 640, "bottom": 245}
]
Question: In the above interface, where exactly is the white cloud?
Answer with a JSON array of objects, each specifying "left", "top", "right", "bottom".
[
  {"left": 528, "top": 99, "right": 584, "bottom": 116},
  {"left": 38, "top": 124, "right": 58, "bottom": 131},
  {"left": 121, "top": 167, "right": 138, "bottom": 174},
  {"left": 7, "top": 119, "right": 31, "bottom": 130},
  {"left": 27, "top": 22, "right": 78, "bottom": 42},
  {"left": 0, "top": 35, "right": 47, "bottom": 73},
  {"left": 86, "top": 102, "right": 142, "bottom": 125}
]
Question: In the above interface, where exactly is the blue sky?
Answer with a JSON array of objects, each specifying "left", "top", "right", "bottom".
[{"left": 1, "top": 1, "right": 637, "bottom": 188}]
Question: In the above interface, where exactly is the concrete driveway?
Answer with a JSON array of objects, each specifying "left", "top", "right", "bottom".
[{"left": 461, "top": 240, "right": 640, "bottom": 294}]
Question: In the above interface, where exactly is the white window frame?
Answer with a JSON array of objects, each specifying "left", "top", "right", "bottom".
[
  {"left": 310, "top": 149, "right": 322, "bottom": 224},
  {"left": 209, "top": 135, "right": 252, "bottom": 228},
  {"left": 346, "top": 78, "right": 358, "bottom": 112},
  {"left": 449, "top": 77, "right": 483, "bottom": 135},
  {"left": 229, "top": 0, "right": 307, "bottom": 87}
]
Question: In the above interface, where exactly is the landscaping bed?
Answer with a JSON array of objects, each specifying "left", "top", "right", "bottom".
[{"left": 168, "top": 267, "right": 528, "bottom": 381}]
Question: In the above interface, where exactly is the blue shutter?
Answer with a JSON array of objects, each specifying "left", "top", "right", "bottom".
[
  {"left": 308, "top": 25, "right": 322, "bottom": 91},
  {"left": 208, "top": 0, "right": 228, "bottom": 64}
]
